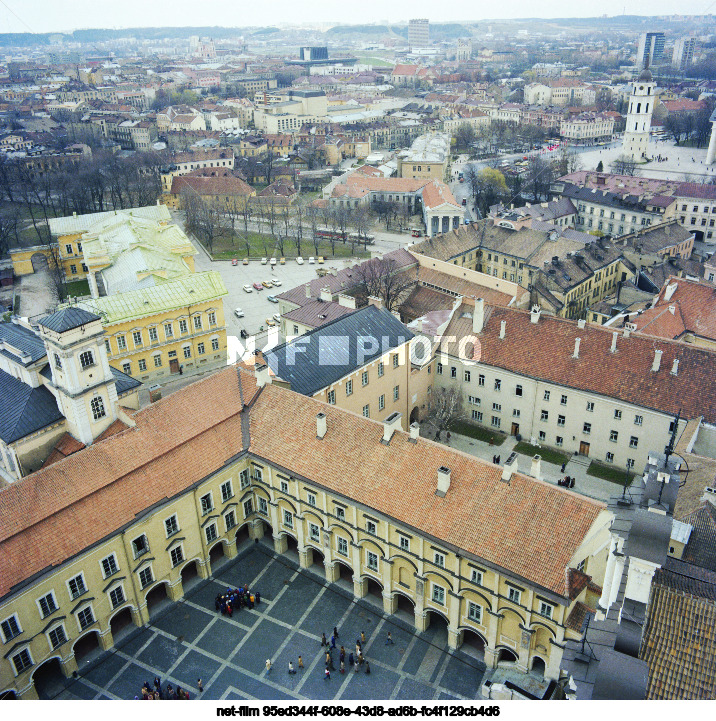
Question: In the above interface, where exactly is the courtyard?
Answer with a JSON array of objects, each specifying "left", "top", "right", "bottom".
[{"left": 31, "top": 541, "right": 487, "bottom": 702}]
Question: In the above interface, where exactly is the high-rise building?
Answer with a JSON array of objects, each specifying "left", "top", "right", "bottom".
[
  {"left": 672, "top": 37, "right": 696, "bottom": 70},
  {"left": 408, "top": 18, "right": 429, "bottom": 49},
  {"left": 636, "top": 32, "right": 666, "bottom": 69},
  {"left": 622, "top": 68, "right": 656, "bottom": 161}
]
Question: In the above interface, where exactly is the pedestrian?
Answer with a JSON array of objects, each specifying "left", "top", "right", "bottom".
[
  {"left": 179, "top": 365, "right": 183, "bottom": 375},
  {"left": 340, "top": 660, "right": 345, "bottom": 673},
  {"left": 333, "top": 626, "right": 339, "bottom": 639},
  {"left": 176, "top": 686, "right": 183, "bottom": 699},
  {"left": 496, "top": 455, "right": 500, "bottom": 464},
  {"left": 358, "top": 652, "right": 364, "bottom": 665},
  {"left": 321, "top": 632, "right": 327, "bottom": 647},
  {"left": 288, "top": 661, "right": 296, "bottom": 674},
  {"left": 355, "top": 643, "right": 361, "bottom": 658},
  {"left": 255, "top": 591, "right": 261, "bottom": 605},
  {"left": 166, "top": 684, "right": 175, "bottom": 700},
  {"left": 365, "top": 662, "right": 371, "bottom": 675},
  {"left": 324, "top": 668, "right": 331, "bottom": 680},
  {"left": 265, "top": 659, "right": 272, "bottom": 674},
  {"left": 560, "top": 463, "right": 566, "bottom": 473},
  {"left": 570, "top": 477, "right": 575, "bottom": 489},
  {"left": 153, "top": 676, "right": 160, "bottom": 691},
  {"left": 349, "top": 652, "right": 354, "bottom": 667},
  {"left": 298, "top": 655, "right": 304, "bottom": 669},
  {"left": 197, "top": 678, "right": 203, "bottom": 693},
  {"left": 153, "top": 691, "right": 160, "bottom": 700},
  {"left": 361, "top": 631, "right": 366, "bottom": 644},
  {"left": 340, "top": 645, "right": 345, "bottom": 660},
  {"left": 354, "top": 661, "right": 360, "bottom": 673},
  {"left": 331, "top": 634, "right": 336, "bottom": 648},
  {"left": 386, "top": 631, "right": 394, "bottom": 644}
]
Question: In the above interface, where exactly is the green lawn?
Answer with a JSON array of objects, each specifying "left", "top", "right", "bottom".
[
  {"left": 355, "top": 56, "right": 394, "bottom": 67},
  {"left": 65, "top": 279, "right": 91, "bottom": 297},
  {"left": 587, "top": 461, "right": 634, "bottom": 486},
  {"left": 451, "top": 421, "right": 507, "bottom": 445},
  {"left": 513, "top": 441, "right": 569, "bottom": 466}
]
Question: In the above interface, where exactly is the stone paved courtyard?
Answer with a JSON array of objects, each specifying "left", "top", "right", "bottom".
[{"left": 37, "top": 543, "right": 486, "bottom": 701}]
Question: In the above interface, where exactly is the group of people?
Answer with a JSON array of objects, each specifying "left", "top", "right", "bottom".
[
  {"left": 654, "top": 154, "right": 669, "bottom": 162},
  {"left": 491, "top": 454, "right": 501, "bottom": 465},
  {"left": 215, "top": 584, "right": 261, "bottom": 617},
  {"left": 137, "top": 676, "right": 200, "bottom": 700},
  {"left": 558, "top": 476, "right": 575, "bottom": 488}
]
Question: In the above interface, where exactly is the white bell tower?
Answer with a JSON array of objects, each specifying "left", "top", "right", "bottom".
[
  {"left": 37, "top": 307, "right": 119, "bottom": 446},
  {"left": 622, "top": 68, "right": 656, "bottom": 162}
]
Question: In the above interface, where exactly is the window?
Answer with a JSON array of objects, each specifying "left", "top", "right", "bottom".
[
  {"left": 610, "top": 430, "right": 618, "bottom": 442},
  {"left": 471, "top": 569, "right": 483, "bottom": 585},
  {"left": 205, "top": 523, "right": 218, "bottom": 543},
  {"left": 1, "top": 615, "right": 21, "bottom": 643},
  {"left": 627, "top": 458, "right": 635, "bottom": 468},
  {"left": 393, "top": 385, "right": 399, "bottom": 402},
  {"left": 54, "top": 353, "right": 62, "bottom": 370},
  {"left": 79, "top": 350, "right": 94, "bottom": 369},
  {"left": 48, "top": 624, "right": 67, "bottom": 649},
  {"left": 164, "top": 323, "right": 173, "bottom": 339},
  {"left": 512, "top": 408, "right": 520, "bottom": 417},
  {"left": 283, "top": 509, "right": 293, "bottom": 529},
  {"left": 138, "top": 564, "right": 154, "bottom": 589},
  {"left": 634, "top": 415, "right": 643, "bottom": 426},
  {"left": 327, "top": 390, "right": 336, "bottom": 405},
  {"left": 165, "top": 514, "right": 179, "bottom": 537},
  {"left": 492, "top": 402, "right": 501, "bottom": 412},
  {"left": 218, "top": 480, "right": 233, "bottom": 503},
  {"left": 183, "top": 346, "right": 191, "bottom": 359},
  {"left": 367, "top": 551, "right": 379, "bottom": 571},
  {"left": 556, "top": 436, "right": 563, "bottom": 447},
  {"left": 434, "top": 551, "right": 445, "bottom": 568},
  {"left": 122, "top": 362, "right": 131, "bottom": 375},
  {"left": 629, "top": 436, "right": 639, "bottom": 448},
  {"left": 399, "top": 535, "right": 410, "bottom": 552},
  {"left": 77, "top": 605, "right": 95, "bottom": 629},
  {"left": 132, "top": 534, "right": 148, "bottom": 558},
  {"left": 586, "top": 401, "right": 594, "bottom": 412},
  {"left": 239, "top": 468, "right": 250, "bottom": 489},
  {"left": 362, "top": 404, "right": 370, "bottom": 418},
  {"left": 362, "top": 370, "right": 369, "bottom": 386},
  {"left": 107, "top": 583, "right": 125, "bottom": 609},
  {"left": 345, "top": 379, "right": 353, "bottom": 396},
  {"left": 478, "top": 374, "right": 485, "bottom": 387},
  {"left": 211, "top": 337, "right": 220, "bottom": 352},
  {"left": 67, "top": 574, "right": 87, "bottom": 600},
  {"left": 431, "top": 584, "right": 446, "bottom": 605},
  {"left": 179, "top": 319, "right": 188, "bottom": 334},
  {"left": 200, "top": 493, "right": 213, "bottom": 514},
  {"left": 208, "top": 311, "right": 216, "bottom": 326},
  {"left": 614, "top": 409, "right": 622, "bottom": 420},
  {"left": 491, "top": 416, "right": 500, "bottom": 428},
  {"left": 307, "top": 491, "right": 317, "bottom": 507},
  {"left": 436, "top": 362, "right": 443, "bottom": 375},
  {"left": 557, "top": 415, "right": 565, "bottom": 427},
  {"left": 464, "top": 370, "right": 471, "bottom": 383},
  {"left": 65, "top": 243, "right": 73, "bottom": 254},
  {"left": 515, "top": 385, "right": 523, "bottom": 397},
  {"left": 378, "top": 362, "right": 385, "bottom": 377},
  {"left": 258, "top": 497, "right": 268, "bottom": 516},
  {"left": 605, "top": 451, "right": 614, "bottom": 463},
  {"left": 468, "top": 602, "right": 482, "bottom": 624},
  {"left": 90, "top": 396, "right": 106, "bottom": 421},
  {"left": 378, "top": 394, "right": 385, "bottom": 411},
  {"left": 153, "top": 354, "right": 162, "bottom": 367},
  {"left": 538, "top": 430, "right": 546, "bottom": 441},
  {"left": 337, "top": 537, "right": 348, "bottom": 556},
  {"left": 560, "top": 394, "right": 567, "bottom": 405},
  {"left": 12, "top": 648, "right": 32, "bottom": 675},
  {"left": 543, "top": 390, "right": 550, "bottom": 401},
  {"left": 539, "top": 601, "right": 553, "bottom": 619},
  {"left": 148, "top": 326, "right": 158, "bottom": 343},
  {"left": 508, "top": 586, "right": 521, "bottom": 604},
  {"left": 335, "top": 506, "right": 345, "bottom": 521},
  {"left": 450, "top": 366, "right": 457, "bottom": 378},
  {"left": 494, "top": 379, "right": 501, "bottom": 391},
  {"left": 392, "top": 353, "right": 399, "bottom": 368},
  {"left": 468, "top": 396, "right": 481, "bottom": 406},
  {"left": 541, "top": 410, "right": 549, "bottom": 421},
  {"left": 193, "top": 315, "right": 203, "bottom": 331},
  {"left": 472, "top": 410, "right": 483, "bottom": 421},
  {"left": 309, "top": 523, "right": 320, "bottom": 542},
  {"left": 583, "top": 422, "right": 591, "bottom": 434},
  {"left": 366, "top": 519, "right": 378, "bottom": 535},
  {"left": 138, "top": 358, "right": 147, "bottom": 372},
  {"left": 132, "top": 330, "right": 142, "bottom": 347},
  {"left": 243, "top": 499, "right": 253, "bottom": 518},
  {"left": 225, "top": 510, "right": 237, "bottom": 531},
  {"left": 280, "top": 479, "right": 288, "bottom": 493},
  {"left": 195, "top": 341, "right": 205, "bottom": 355}
]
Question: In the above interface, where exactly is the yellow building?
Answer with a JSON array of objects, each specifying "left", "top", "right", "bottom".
[{"left": 0, "top": 365, "right": 611, "bottom": 698}]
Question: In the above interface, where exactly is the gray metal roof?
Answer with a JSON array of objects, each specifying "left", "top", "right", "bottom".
[
  {"left": 38, "top": 307, "right": 101, "bottom": 333},
  {"left": 264, "top": 305, "right": 414, "bottom": 396},
  {"left": 0, "top": 322, "right": 47, "bottom": 367},
  {"left": 0, "top": 368, "right": 64, "bottom": 444},
  {"left": 110, "top": 366, "right": 142, "bottom": 395}
]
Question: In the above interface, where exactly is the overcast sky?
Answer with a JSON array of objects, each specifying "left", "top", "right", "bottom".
[{"left": 1, "top": 0, "right": 710, "bottom": 34}]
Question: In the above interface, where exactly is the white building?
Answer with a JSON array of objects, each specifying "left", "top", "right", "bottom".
[
  {"left": 560, "top": 113, "right": 614, "bottom": 144},
  {"left": 672, "top": 37, "right": 696, "bottom": 70},
  {"left": 622, "top": 69, "right": 656, "bottom": 161},
  {"left": 408, "top": 19, "right": 429, "bottom": 49}
]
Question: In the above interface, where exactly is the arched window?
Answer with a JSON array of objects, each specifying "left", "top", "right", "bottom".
[
  {"left": 90, "top": 396, "right": 106, "bottom": 421},
  {"left": 79, "top": 350, "right": 94, "bottom": 369}
]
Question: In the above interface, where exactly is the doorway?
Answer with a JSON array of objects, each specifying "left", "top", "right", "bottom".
[
  {"left": 579, "top": 441, "right": 590, "bottom": 456},
  {"left": 169, "top": 358, "right": 180, "bottom": 374},
  {"left": 511, "top": 422, "right": 520, "bottom": 436}
]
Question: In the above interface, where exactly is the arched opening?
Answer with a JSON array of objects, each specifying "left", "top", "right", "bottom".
[
  {"left": 0, "top": 689, "right": 18, "bottom": 700},
  {"left": 180, "top": 560, "right": 200, "bottom": 593},
  {"left": 410, "top": 406, "right": 420, "bottom": 424},
  {"left": 365, "top": 577, "right": 383, "bottom": 608},
  {"left": 496, "top": 647, "right": 518, "bottom": 666},
  {"left": 424, "top": 609, "right": 449, "bottom": 646},
  {"left": 72, "top": 630, "right": 101, "bottom": 666},
  {"left": 256, "top": 519, "right": 273, "bottom": 548},
  {"left": 209, "top": 541, "right": 226, "bottom": 571},
  {"left": 283, "top": 533, "right": 299, "bottom": 564},
  {"left": 310, "top": 547, "right": 325, "bottom": 571},
  {"left": 334, "top": 561, "right": 353, "bottom": 593},
  {"left": 461, "top": 629, "right": 486, "bottom": 661},
  {"left": 531, "top": 656, "right": 546, "bottom": 677},
  {"left": 235, "top": 524, "right": 251, "bottom": 548},
  {"left": 109, "top": 607, "right": 134, "bottom": 644},
  {"left": 145, "top": 582, "right": 170, "bottom": 619},
  {"left": 394, "top": 592, "right": 415, "bottom": 624},
  {"left": 30, "top": 253, "right": 49, "bottom": 272},
  {"left": 32, "top": 658, "right": 65, "bottom": 700}
]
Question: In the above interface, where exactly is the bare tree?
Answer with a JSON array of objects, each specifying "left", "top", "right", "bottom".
[
  {"left": 611, "top": 155, "right": 640, "bottom": 176},
  {"left": 292, "top": 203, "right": 304, "bottom": 258},
  {"left": 353, "top": 257, "right": 416, "bottom": 312},
  {"left": 428, "top": 387, "right": 465, "bottom": 439}
]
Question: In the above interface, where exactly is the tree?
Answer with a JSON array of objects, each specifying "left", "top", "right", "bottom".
[
  {"left": 524, "top": 156, "right": 554, "bottom": 201},
  {"left": 427, "top": 387, "right": 465, "bottom": 438},
  {"left": 467, "top": 167, "right": 509, "bottom": 218},
  {"left": 353, "top": 257, "right": 416, "bottom": 312},
  {"left": 553, "top": 148, "right": 582, "bottom": 178},
  {"left": 454, "top": 123, "right": 476, "bottom": 153},
  {"left": 596, "top": 160, "right": 604, "bottom": 172},
  {"left": 611, "top": 155, "right": 640, "bottom": 176}
]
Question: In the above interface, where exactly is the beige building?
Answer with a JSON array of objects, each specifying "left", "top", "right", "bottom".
[
  {"left": 559, "top": 113, "right": 614, "bottom": 143},
  {"left": 397, "top": 133, "right": 451, "bottom": 182}
]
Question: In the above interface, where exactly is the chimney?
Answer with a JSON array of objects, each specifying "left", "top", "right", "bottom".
[
  {"left": 415, "top": 318, "right": 423, "bottom": 332},
  {"left": 623, "top": 328, "right": 631, "bottom": 338},
  {"left": 316, "top": 412, "right": 327, "bottom": 439},
  {"left": 305, "top": 283, "right": 311, "bottom": 299},
  {"left": 530, "top": 454, "right": 542, "bottom": 480},
  {"left": 652, "top": 349, "right": 663, "bottom": 372},
  {"left": 255, "top": 363, "right": 271, "bottom": 387},
  {"left": 409, "top": 422, "right": 420, "bottom": 443},
  {"left": 473, "top": 297, "right": 485, "bottom": 333},
  {"left": 577, "top": 319, "right": 586, "bottom": 329},
  {"left": 611, "top": 332, "right": 618, "bottom": 353},
  {"left": 671, "top": 358, "right": 679, "bottom": 376},
  {"left": 437, "top": 466, "right": 451, "bottom": 496},
  {"left": 337, "top": 294, "right": 356, "bottom": 309},
  {"left": 664, "top": 282, "right": 678, "bottom": 302},
  {"left": 668, "top": 305, "right": 676, "bottom": 315},
  {"left": 501, "top": 458, "right": 518, "bottom": 482},
  {"left": 499, "top": 320, "right": 506, "bottom": 339},
  {"left": 319, "top": 287, "right": 332, "bottom": 302},
  {"left": 368, "top": 295, "right": 383, "bottom": 309},
  {"left": 382, "top": 411, "right": 402, "bottom": 444},
  {"left": 572, "top": 337, "right": 581, "bottom": 359},
  {"left": 530, "top": 305, "right": 541, "bottom": 324}
]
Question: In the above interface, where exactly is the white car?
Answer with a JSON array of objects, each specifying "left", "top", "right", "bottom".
[
  {"left": 271, "top": 278, "right": 282, "bottom": 287},
  {"left": 243, "top": 284, "right": 253, "bottom": 293},
  {"left": 270, "top": 257, "right": 277, "bottom": 266},
  {"left": 234, "top": 308, "right": 245, "bottom": 318},
  {"left": 272, "top": 313, "right": 281, "bottom": 323},
  {"left": 261, "top": 257, "right": 268, "bottom": 265},
  {"left": 296, "top": 256, "right": 304, "bottom": 265},
  {"left": 308, "top": 256, "right": 315, "bottom": 264}
]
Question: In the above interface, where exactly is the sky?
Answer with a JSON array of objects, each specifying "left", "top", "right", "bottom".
[{"left": 0, "top": 0, "right": 713, "bottom": 34}]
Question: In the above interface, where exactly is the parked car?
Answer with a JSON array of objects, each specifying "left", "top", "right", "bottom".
[
  {"left": 243, "top": 284, "right": 253, "bottom": 293},
  {"left": 261, "top": 257, "right": 268, "bottom": 265},
  {"left": 296, "top": 256, "right": 304, "bottom": 265},
  {"left": 253, "top": 282, "right": 263, "bottom": 291},
  {"left": 271, "top": 278, "right": 282, "bottom": 287},
  {"left": 270, "top": 257, "right": 277, "bottom": 266},
  {"left": 279, "top": 257, "right": 286, "bottom": 265},
  {"left": 265, "top": 318, "right": 276, "bottom": 327},
  {"left": 242, "top": 258, "right": 249, "bottom": 265},
  {"left": 308, "top": 256, "right": 315, "bottom": 264},
  {"left": 262, "top": 280, "right": 273, "bottom": 288},
  {"left": 231, "top": 258, "right": 238, "bottom": 266},
  {"left": 317, "top": 256, "right": 325, "bottom": 264},
  {"left": 234, "top": 308, "right": 245, "bottom": 318},
  {"left": 272, "top": 313, "right": 281, "bottom": 323},
  {"left": 267, "top": 295, "right": 279, "bottom": 303}
]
